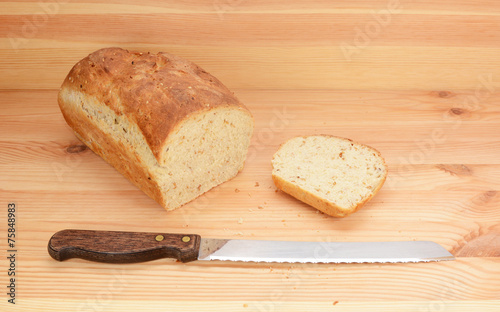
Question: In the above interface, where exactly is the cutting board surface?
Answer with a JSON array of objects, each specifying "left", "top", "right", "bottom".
[{"left": 1, "top": 1, "right": 500, "bottom": 311}]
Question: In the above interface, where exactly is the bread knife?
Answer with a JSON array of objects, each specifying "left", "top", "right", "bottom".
[{"left": 48, "top": 229, "right": 455, "bottom": 264}]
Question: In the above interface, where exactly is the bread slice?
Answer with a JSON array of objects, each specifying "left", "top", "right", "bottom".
[
  {"left": 272, "top": 135, "right": 387, "bottom": 217},
  {"left": 58, "top": 47, "right": 254, "bottom": 211}
]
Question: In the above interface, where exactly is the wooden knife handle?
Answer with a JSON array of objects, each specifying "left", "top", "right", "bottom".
[{"left": 48, "top": 229, "right": 201, "bottom": 263}]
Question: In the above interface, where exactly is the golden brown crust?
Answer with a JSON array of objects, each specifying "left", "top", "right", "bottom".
[
  {"left": 272, "top": 135, "right": 388, "bottom": 218},
  {"left": 61, "top": 47, "right": 248, "bottom": 165},
  {"left": 272, "top": 174, "right": 350, "bottom": 217}
]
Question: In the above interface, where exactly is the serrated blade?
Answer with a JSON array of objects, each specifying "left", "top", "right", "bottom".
[{"left": 197, "top": 238, "right": 455, "bottom": 263}]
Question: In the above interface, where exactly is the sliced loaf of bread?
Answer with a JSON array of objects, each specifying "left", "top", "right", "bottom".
[
  {"left": 58, "top": 48, "right": 254, "bottom": 211},
  {"left": 272, "top": 135, "right": 387, "bottom": 217}
]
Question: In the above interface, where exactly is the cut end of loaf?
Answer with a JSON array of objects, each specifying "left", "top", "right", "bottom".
[
  {"left": 271, "top": 135, "right": 387, "bottom": 217},
  {"left": 156, "top": 107, "right": 254, "bottom": 210}
]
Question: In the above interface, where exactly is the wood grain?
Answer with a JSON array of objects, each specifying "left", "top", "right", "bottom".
[{"left": 1, "top": 1, "right": 500, "bottom": 311}]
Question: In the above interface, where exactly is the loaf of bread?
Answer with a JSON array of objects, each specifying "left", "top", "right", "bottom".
[
  {"left": 58, "top": 47, "right": 254, "bottom": 211},
  {"left": 272, "top": 135, "right": 387, "bottom": 217}
]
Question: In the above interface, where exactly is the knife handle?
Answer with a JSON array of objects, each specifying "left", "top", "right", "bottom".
[{"left": 48, "top": 229, "right": 201, "bottom": 263}]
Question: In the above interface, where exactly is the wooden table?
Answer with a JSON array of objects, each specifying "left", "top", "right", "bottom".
[{"left": 1, "top": 1, "right": 500, "bottom": 311}]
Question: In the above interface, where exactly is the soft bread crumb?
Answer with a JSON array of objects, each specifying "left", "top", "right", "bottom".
[{"left": 271, "top": 135, "right": 388, "bottom": 217}]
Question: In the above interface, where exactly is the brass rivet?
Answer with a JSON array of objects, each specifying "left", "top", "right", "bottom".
[
  {"left": 182, "top": 236, "right": 191, "bottom": 243},
  {"left": 155, "top": 235, "right": 164, "bottom": 242}
]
